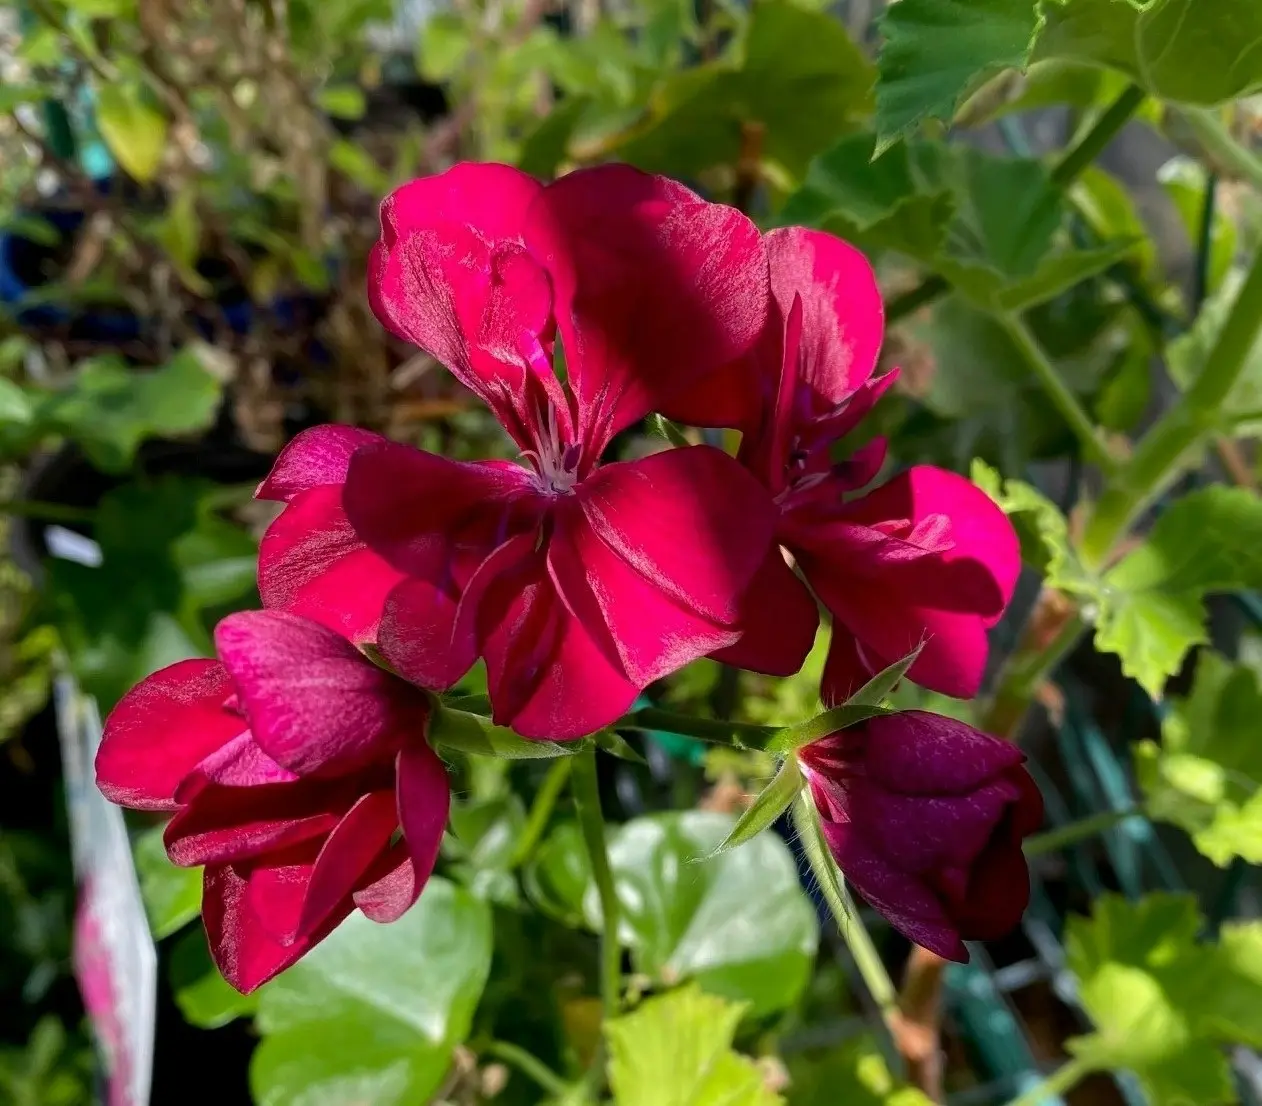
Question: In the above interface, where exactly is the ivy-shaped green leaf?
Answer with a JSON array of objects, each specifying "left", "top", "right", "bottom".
[
  {"left": 251, "top": 878, "right": 492, "bottom": 1106},
  {"left": 1094, "top": 486, "right": 1262, "bottom": 696},
  {"left": 1136, "top": 652, "right": 1262, "bottom": 866},
  {"left": 565, "top": 812, "right": 820, "bottom": 1016},
  {"left": 874, "top": 0, "right": 1045, "bottom": 154},
  {"left": 605, "top": 984, "right": 782, "bottom": 1106}
]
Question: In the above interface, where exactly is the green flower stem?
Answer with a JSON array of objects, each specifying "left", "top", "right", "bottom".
[
  {"left": 887, "top": 84, "right": 1146, "bottom": 326},
  {"left": 484, "top": 1041, "right": 575, "bottom": 1099},
  {"left": 981, "top": 610, "right": 1087, "bottom": 739},
  {"left": 1002, "top": 1058, "right": 1093, "bottom": 1106},
  {"left": 0, "top": 499, "right": 96, "bottom": 525},
  {"left": 793, "top": 795, "right": 899, "bottom": 1025},
  {"left": 1080, "top": 245, "right": 1262, "bottom": 569},
  {"left": 994, "top": 313, "right": 1117, "bottom": 473},
  {"left": 572, "top": 747, "right": 622, "bottom": 1021},
  {"left": 623, "top": 706, "right": 773, "bottom": 749},
  {"left": 1173, "top": 106, "right": 1262, "bottom": 193},
  {"left": 1023, "top": 806, "right": 1142, "bottom": 858},
  {"left": 1050, "top": 84, "right": 1146, "bottom": 188},
  {"left": 510, "top": 758, "right": 573, "bottom": 869}
]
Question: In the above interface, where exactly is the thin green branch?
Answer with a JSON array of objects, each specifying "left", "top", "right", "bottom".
[
  {"left": 994, "top": 313, "right": 1117, "bottom": 472},
  {"left": 1002, "top": 1058, "right": 1093, "bottom": 1106},
  {"left": 623, "top": 707, "right": 773, "bottom": 749},
  {"left": 889, "top": 84, "right": 1147, "bottom": 325},
  {"left": 1051, "top": 84, "right": 1146, "bottom": 188},
  {"left": 1081, "top": 245, "right": 1262, "bottom": 568},
  {"left": 572, "top": 747, "right": 622, "bottom": 1022},
  {"left": 1023, "top": 806, "right": 1142, "bottom": 858},
  {"left": 484, "top": 1041, "right": 574, "bottom": 1099},
  {"left": 0, "top": 500, "right": 96, "bottom": 525},
  {"left": 511, "top": 758, "right": 573, "bottom": 869}
]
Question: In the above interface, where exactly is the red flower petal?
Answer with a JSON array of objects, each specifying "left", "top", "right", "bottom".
[
  {"left": 764, "top": 227, "right": 884, "bottom": 408},
  {"left": 548, "top": 500, "right": 741, "bottom": 686},
  {"left": 294, "top": 789, "right": 399, "bottom": 941},
  {"left": 258, "top": 485, "right": 406, "bottom": 644},
  {"left": 710, "top": 548, "right": 819, "bottom": 676},
  {"left": 343, "top": 441, "right": 539, "bottom": 579},
  {"left": 478, "top": 546, "right": 639, "bottom": 739},
  {"left": 523, "top": 165, "right": 769, "bottom": 450},
  {"left": 202, "top": 854, "right": 345, "bottom": 993},
  {"left": 96, "top": 659, "right": 241, "bottom": 811},
  {"left": 577, "top": 446, "right": 775, "bottom": 626},
  {"left": 838, "top": 466, "right": 1021, "bottom": 620},
  {"left": 256, "top": 424, "right": 385, "bottom": 503},
  {"left": 214, "top": 611, "right": 429, "bottom": 776},
  {"left": 386, "top": 740, "right": 451, "bottom": 916}
]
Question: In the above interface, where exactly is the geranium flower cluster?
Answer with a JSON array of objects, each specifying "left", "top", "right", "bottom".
[{"left": 96, "top": 163, "right": 1042, "bottom": 992}]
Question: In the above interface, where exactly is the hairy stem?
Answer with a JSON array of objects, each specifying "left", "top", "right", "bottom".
[
  {"left": 623, "top": 707, "right": 773, "bottom": 748},
  {"left": 792, "top": 796, "right": 899, "bottom": 1025}
]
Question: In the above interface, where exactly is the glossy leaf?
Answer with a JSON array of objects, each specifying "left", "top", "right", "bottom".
[
  {"left": 1095, "top": 487, "right": 1262, "bottom": 696},
  {"left": 133, "top": 825, "right": 201, "bottom": 940},
  {"left": 446, "top": 794, "right": 526, "bottom": 905},
  {"left": 523, "top": 821, "right": 591, "bottom": 926},
  {"left": 252, "top": 878, "right": 492, "bottom": 1106},
  {"left": 606, "top": 984, "right": 782, "bottom": 1106},
  {"left": 1136, "top": 652, "right": 1262, "bottom": 866},
  {"left": 874, "top": 0, "right": 1043, "bottom": 153},
  {"left": 585, "top": 812, "right": 818, "bottom": 1016}
]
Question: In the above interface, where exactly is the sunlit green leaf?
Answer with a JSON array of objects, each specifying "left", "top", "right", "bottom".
[
  {"left": 97, "top": 85, "right": 168, "bottom": 184},
  {"left": 1064, "top": 893, "right": 1253, "bottom": 1106},
  {"left": 1095, "top": 487, "right": 1262, "bottom": 696},
  {"left": 874, "top": 0, "right": 1044, "bottom": 154},
  {"left": 606, "top": 984, "right": 781, "bottom": 1106},
  {"left": 417, "top": 12, "right": 473, "bottom": 82},
  {"left": 430, "top": 704, "right": 578, "bottom": 760},
  {"left": 1136, "top": 652, "right": 1262, "bottom": 865},
  {"left": 252, "top": 878, "right": 492, "bottom": 1106}
]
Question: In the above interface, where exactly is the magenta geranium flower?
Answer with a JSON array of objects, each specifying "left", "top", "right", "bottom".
[
  {"left": 255, "top": 162, "right": 778, "bottom": 740},
  {"left": 665, "top": 227, "right": 1021, "bottom": 701},
  {"left": 94, "top": 611, "right": 449, "bottom": 993},
  {"left": 799, "top": 710, "right": 1044, "bottom": 960}
]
